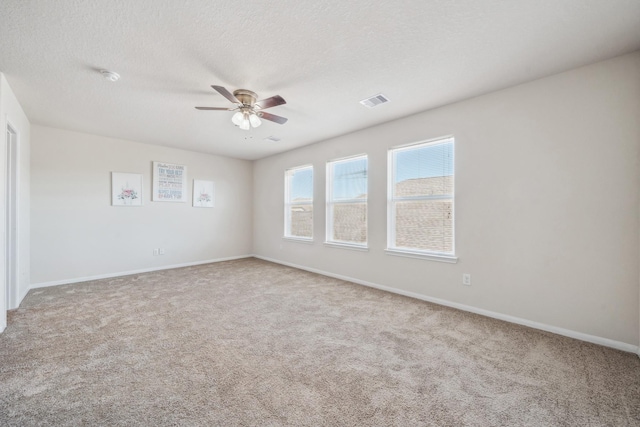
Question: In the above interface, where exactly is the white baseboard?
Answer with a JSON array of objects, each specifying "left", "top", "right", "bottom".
[
  {"left": 253, "top": 254, "right": 639, "bottom": 354},
  {"left": 29, "top": 255, "right": 253, "bottom": 290}
]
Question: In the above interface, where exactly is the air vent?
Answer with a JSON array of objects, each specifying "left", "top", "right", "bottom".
[
  {"left": 360, "top": 93, "right": 390, "bottom": 108},
  {"left": 263, "top": 136, "right": 281, "bottom": 143}
]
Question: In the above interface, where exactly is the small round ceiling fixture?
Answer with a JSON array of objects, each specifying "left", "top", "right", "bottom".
[{"left": 100, "top": 70, "right": 120, "bottom": 82}]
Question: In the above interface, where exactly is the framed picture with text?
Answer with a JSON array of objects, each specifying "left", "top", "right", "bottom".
[{"left": 152, "top": 161, "right": 187, "bottom": 202}]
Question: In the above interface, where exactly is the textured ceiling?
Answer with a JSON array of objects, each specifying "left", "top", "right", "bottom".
[{"left": 1, "top": 0, "right": 639, "bottom": 160}]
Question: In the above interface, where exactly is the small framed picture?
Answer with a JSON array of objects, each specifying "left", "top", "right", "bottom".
[
  {"left": 112, "top": 172, "right": 143, "bottom": 206},
  {"left": 193, "top": 180, "right": 215, "bottom": 208}
]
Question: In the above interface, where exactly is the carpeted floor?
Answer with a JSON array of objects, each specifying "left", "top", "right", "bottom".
[{"left": 1, "top": 258, "right": 639, "bottom": 426}]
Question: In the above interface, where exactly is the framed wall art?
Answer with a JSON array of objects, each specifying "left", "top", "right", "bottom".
[
  {"left": 193, "top": 180, "right": 215, "bottom": 208},
  {"left": 111, "top": 172, "right": 143, "bottom": 206},
  {"left": 152, "top": 161, "right": 187, "bottom": 202}
]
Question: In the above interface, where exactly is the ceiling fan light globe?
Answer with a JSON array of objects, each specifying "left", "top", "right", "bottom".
[
  {"left": 239, "top": 118, "right": 251, "bottom": 130},
  {"left": 231, "top": 111, "right": 244, "bottom": 126},
  {"left": 249, "top": 113, "right": 262, "bottom": 128}
]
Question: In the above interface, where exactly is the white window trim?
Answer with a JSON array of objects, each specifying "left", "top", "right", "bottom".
[
  {"left": 282, "top": 236, "right": 314, "bottom": 244},
  {"left": 325, "top": 154, "right": 369, "bottom": 248},
  {"left": 384, "top": 248, "right": 458, "bottom": 263},
  {"left": 323, "top": 241, "right": 369, "bottom": 252},
  {"left": 284, "top": 164, "right": 314, "bottom": 240},
  {"left": 386, "top": 137, "right": 456, "bottom": 259}
]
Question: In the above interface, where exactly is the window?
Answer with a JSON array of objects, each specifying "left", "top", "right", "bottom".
[
  {"left": 284, "top": 165, "right": 313, "bottom": 240},
  {"left": 326, "top": 155, "right": 368, "bottom": 248},
  {"left": 387, "top": 137, "right": 455, "bottom": 261}
]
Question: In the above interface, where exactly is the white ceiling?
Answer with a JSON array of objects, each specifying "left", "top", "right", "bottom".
[{"left": 1, "top": 0, "right": 639, "bottom": 160}]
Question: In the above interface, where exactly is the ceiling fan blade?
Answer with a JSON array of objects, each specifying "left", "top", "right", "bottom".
[
  {"left": 195, "top": 107, "right": 233, "bottom": 110},
  {"left": 211, "top": 85, "right": 240, "bottom": 104},
  {"left": 255, "top": 95, "right": 286, "bottom": 110},
  {"left": 259, "top": 111, "right": 288, "bottom": 124}
]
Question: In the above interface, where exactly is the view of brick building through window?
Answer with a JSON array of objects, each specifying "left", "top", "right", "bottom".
[
  {"left": 394, "top": 176, "right": 453, "bottom": 253},
  {"left": 289, "top": 175, "right": 452, "bottom": 250},
  {"left": 289, "top": 203, "right": 313, "bottom": 238},
  {"left": 331, "top": 198, "right": 367, "bottom": 243}
]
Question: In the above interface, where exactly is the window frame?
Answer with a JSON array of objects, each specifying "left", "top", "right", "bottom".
[
  {"left": 325, "top": 154, "right": 369, "bottom": 250},
  {"left": 284, "top": 164, "right": 314, "bottom": 242},
  {"left": 386, "top": 137, "right": 458, "bottom": 263}
]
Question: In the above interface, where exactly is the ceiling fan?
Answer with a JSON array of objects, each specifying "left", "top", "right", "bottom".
[{"left": 196, "top": 85, "right": 288, "bottom": 130}]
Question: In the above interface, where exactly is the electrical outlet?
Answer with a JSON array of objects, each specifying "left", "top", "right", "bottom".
[
  {"left": 463, "top": 274, "right": 471, "bottom": 286},
  {"left": 159, "top": 248, "right": 165, "bottom": 255},
  {"left": 153, "top": 248, "right": 159, "bottom": 256}
]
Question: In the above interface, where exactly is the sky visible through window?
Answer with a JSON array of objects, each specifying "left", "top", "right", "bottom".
[
  {"left": 290, "top": 168, "right": 313, "bottom": 201},
  {"left": 395, "top": 141, "right": 454, "bottom": 183},
  {"left": 332, "top": 157, "right": 367, "bottom": 200}
]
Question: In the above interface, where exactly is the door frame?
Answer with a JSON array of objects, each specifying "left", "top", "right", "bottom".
[{"left": 4, "top": 121, "right": 20, "bottom": 311}]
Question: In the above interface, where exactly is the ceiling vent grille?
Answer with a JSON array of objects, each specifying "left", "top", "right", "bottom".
[
  {"left": 360, "top": 94, "right": 390, "bottom": 108},
  {"left": 263, "top": 136, "right": 281, "bottom": 143}
]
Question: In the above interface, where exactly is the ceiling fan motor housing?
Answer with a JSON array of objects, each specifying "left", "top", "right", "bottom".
[{"left": 233, "top": 89, "right": 258, "bottom": 107}]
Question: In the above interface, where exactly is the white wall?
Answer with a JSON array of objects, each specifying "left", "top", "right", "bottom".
[
  {"left": 0, "top": 73, "right": 31, "bottom": 331},
  {"left": 31, "top": 126, "right": 252, "bottom": 285},
  {"left": 253, "top": 52, "right": 640, "bottom": 348}
]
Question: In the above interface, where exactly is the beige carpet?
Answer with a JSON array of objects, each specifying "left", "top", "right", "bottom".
[{"left": 1, "top": 258, "right": 639, "bottom": 426}]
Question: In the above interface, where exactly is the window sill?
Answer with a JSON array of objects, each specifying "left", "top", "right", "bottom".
[
  {"left": 324, "top": 241, "right": 369, "bottom": 252},
  {"left": 282, "top": 236, "right": 314, "bottom": 244},
  {"left": 384, "top": 248, "right": 458, "bottom": 263}
]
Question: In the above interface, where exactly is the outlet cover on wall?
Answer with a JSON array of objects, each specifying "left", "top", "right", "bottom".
[
  {"left": 463, "top": 274, "right": 471, "bottom": 286},
  {"left": 159, "top": 248, "right": 165, "bottom": 255}
]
